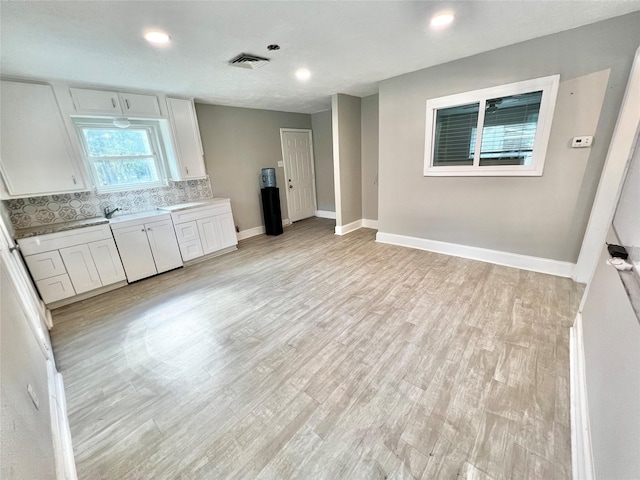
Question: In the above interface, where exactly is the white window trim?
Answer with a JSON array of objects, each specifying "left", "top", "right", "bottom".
[
  {"left": 74, "top": 119, "right": 169, "bottom": 193},
  {"left": 423, "top": 74, "right": 560, "bottom": 177}
]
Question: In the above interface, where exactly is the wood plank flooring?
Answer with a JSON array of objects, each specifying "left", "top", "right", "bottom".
[{"left": 50, "top": 218, "right": 583, "bottom": 479}]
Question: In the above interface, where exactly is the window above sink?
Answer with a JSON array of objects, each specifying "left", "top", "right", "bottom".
[{"left": 73, "top": 118, "right": 170, "bottom": 193}]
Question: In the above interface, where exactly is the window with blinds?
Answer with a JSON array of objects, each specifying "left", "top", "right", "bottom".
[{"left": 424, "top": 75, "right": 559, "bottom": 176}]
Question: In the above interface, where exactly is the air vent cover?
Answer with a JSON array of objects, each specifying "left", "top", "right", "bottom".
[{"left": 229, "top": 53, "right": 270, "bottom": 69}]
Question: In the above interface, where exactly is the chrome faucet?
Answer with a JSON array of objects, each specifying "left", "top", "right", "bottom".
[{"left": 104, "top": 206, "right": 120, "bottom": 219}]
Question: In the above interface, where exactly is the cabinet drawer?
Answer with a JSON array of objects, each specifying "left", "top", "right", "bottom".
[
  {"left": 35, "top": 274, "right": 75, "bottom": 304},
  {"left": 24, "top": 251, "right": 67, "bottom": 280},
  {"left": 174, "top": 221, "right": 200, "bottom": 243},
  {"left": 171, "top": 203, "right": 231, "bottom": 224},
  {"left": 18, "top": 224, "right": 112, "bottom": 255},
  {"left": 178, "top": 239, "right": 204, "bottom": 262}
]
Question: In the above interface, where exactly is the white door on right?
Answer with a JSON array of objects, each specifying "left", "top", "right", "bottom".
[{"left": 280, "top": 129, "right": 317, "bottom": 222}]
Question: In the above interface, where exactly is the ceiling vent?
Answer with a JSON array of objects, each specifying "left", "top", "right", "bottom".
[{"left": 229, "top": 53, "right": 270, "bottom": 69}]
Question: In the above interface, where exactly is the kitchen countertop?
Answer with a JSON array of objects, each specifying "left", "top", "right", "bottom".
[
  {"left": 13, "top": 199, "right": 231, "bottom": 239},
  {"left": 14, "top": 217, "right": 109, "bottom": 239},
  {"left": 157, "top": 198, "right": 230, "bottom": 212},
  {"left": 108, "top": 210, "right": 170, "bottom": 225}
]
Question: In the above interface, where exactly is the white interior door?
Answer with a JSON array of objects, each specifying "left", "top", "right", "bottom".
[{"left": 280, "top": 129, "right": 317, "bottom": 222}]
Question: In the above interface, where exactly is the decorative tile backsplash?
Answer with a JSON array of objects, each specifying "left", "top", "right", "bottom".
[{"left": 4, "top": 178, "right": 213, "bottom": 229}]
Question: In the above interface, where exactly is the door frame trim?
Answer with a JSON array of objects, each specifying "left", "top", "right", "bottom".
[{"left": 279, "top": 128, "right": 318, "bottom": 223}]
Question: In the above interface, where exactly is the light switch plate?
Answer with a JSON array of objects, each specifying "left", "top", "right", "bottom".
[
  {"left": 277, "top": 161, "right": 284, "bottom": 168},
  {"left": 27, "top": 384, "right": 40, "bottom": 410}
]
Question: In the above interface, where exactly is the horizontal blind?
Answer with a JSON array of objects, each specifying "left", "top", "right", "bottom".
[
  {"left": 479, "top": 91, "right": 542, "bottom": 166},
  {"left": 433, "top": 103, "right": 479, "bottom": 166}
]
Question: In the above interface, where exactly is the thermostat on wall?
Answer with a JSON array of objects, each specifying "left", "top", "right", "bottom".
[{"left": 571, "top": 136, "right": 593, "bottom": 148}]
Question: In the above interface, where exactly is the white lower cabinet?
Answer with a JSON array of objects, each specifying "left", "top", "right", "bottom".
[
  {"left": 162, "top": 199, "right": 238, "bottom": 262},
  {"left": 88, "top": 239, "right": 127, "bottom": 286},
  {"left": 34, "top": 274, "right": 75, "bottom": 304},
  {"left": 174, "top": 221, "right": 204, "bottom": 261},
  {"left": 18, "top": 224, "right": 126, "bottom": 305},
  {"left": 60, "top": 244, "right": 102, "bottom": 294},
  {"left": 111, "top": 214, "right": 182, "bottom": 282},
  {"left": 197, "top": 217, "right": 222, "bottom": 255}
]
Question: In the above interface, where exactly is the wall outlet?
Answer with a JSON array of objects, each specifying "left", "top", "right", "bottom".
[
  {"left": 27, "top": 384, "right": 40, "bottom": 410},
  {"left": 572, "top": 136, "right": 593, "bottom": 148},
  {"left": 277, "top": 161, "right": 284, "bottom": 168}
]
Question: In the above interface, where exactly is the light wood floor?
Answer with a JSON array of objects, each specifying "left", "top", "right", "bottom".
[{"left": 51, "top": 218, "right": 583, "bottom": 479}]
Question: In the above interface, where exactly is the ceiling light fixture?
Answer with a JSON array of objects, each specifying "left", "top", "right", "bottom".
[
  {"left": 144, "top": 31, "right": 170, "bottom": 44},
  {"left": 295, "top": 68, "right": 311, "bottom": 81},
  {"left": 430, "top": 13, "right": 455, "bottom": 28}
]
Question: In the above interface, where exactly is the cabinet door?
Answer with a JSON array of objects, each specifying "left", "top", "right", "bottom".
[
  {"left": 215, "top": 213, "right": 238, "bottom": 249},
  {"left": 0, "top": 81, "right": 86, "bottom": 197},
  {"left": 23, "top": 251, "right": 67, "bottom": 281},
  {"left": 70, "top": 88, "right": 121, "bottom": 114},
  {"left": 112, "top": 225, "right": 157, "bottom": 282},
  {"left": 88, "top": 239, "right": 126, "bottom": 286},
  {"left": 35, "top": 274, "right": 75, "bottom": 304},
  {"left": 166, "top": 97, "right": 207, "bottom": 180},
  {"left": 197, "top": 217, "right": 222, "bottom": 255},
  {"left": 145, "top": 220, "right": 183, "bottom": 273},
  {"left": 119, "top": 93, "right": 161, "bottom": 117},
  {"left": 59, "top": 244, "right": 102, "bottom": 294}
]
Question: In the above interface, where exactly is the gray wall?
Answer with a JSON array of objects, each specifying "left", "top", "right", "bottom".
[
  {"left": 361, "top": 94, "right": 379, "bottom": 222},
  {"left": 1, "top": 262, "right": 56, "bottom": 479},
  {"left": 378, "top": 13, "right": 640, "bottom": 262},
  {"left": 195, "top": 103, "right": 311, "bottom": 231},
  {"left": 581, "top": 229, "right": 640, "bottom": 478},
  {"left": 311, "top": 109, "right": 335, "bottom": 213},
  {"left": 332, "top": 94, "right": 362, "bottom": 226}
]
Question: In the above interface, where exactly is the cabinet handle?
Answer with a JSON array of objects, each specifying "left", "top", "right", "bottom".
[
  {"left": 125, "top": 99, "right": 130, "bottom": 109},
  {"left": 141, "top": 229, "right": 145, "bottom": 232},
  {"left": 111, "top": 98, "right": 116, "bottom": 108},
  {"left": 9, "top": 245, "right": 19, "bottom": 253},
  {"left": 147, "top": 228, "right": 152, "bottom": 231},
  {"left": 185, "top": 166, "right": 189, "bottom": 174},
  {"left": 72, "top": 175, "right": 77, "bottom": 185}
]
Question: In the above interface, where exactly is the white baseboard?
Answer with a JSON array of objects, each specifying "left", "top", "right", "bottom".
[
  {"left": 237, "top": 218, "right": 291, "bottom": 240},
  {"left": 315, "top": 210, "right": 337, "bottom": 219},
  {"left": 335, "top": 219, "right": 362, "bottom": 235},
  {"left": 237, "top": 225, "right": 265, "bottom": 240},
  {"left": 362, "top": 219, "right": 378, "bottom": 230},
  {"left": 375, "top": 231, "right": 576, "bottom": 278},
  {"left": 570, "top": 313, "right": 595, "bottom": 480}
]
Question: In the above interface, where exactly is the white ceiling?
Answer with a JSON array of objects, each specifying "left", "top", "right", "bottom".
[{"left": 1, "top": 1, "right": 639, "bottom": 114}]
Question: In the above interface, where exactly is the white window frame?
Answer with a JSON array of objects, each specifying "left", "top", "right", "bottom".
[
  {"left": 423, "top": 75, "right": 560, "bottom": 177},
  {"left": 74, "top": 119, "right": 169, "bottom": 193}
]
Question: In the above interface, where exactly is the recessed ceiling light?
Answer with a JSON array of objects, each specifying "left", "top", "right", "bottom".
[
  {"left": 295, "top": 68, "right": 311, "bottom": 81},
  {"left": 430, "top": 13, "right": 455, "bottom": 28},
  {"left": 144, "top": 31, "right": 170, "bottom": 44}
]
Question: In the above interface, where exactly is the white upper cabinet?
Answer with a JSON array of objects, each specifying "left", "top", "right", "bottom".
[
  {"left": 120, "top": 92, "right": 161, "bottom": 117},
  {"left": 70, "top": 87, "right": 121, "bottom": 114},
  {"left": 70, "top": 87, "right": 161, "bottom": 118},
  {"left": 166, "top": 97, "right": 207, "bottom": 180},
  {"left": 0, "top": 81, "right": 87, "bottom": 198}
]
